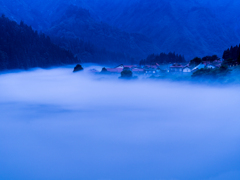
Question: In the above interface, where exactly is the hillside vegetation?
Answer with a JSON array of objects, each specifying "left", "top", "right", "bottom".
[
  {"left": 0, "top": 15, "right": 78, "bottom": 70},
  {"left": 1, "top": 0, "right": 240, "bottom": 60}
]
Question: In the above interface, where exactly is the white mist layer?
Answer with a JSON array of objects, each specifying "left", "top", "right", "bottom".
[{"left": 0, "top": 67, "right": 240, "bottom": 180}]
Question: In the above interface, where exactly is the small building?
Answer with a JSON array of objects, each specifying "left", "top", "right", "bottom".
[
  {"left": 124, "top": 65, "right": 137, "bottom": 69},
  {"left": 132, "top": 68, "right": 144, "bottom": 74},
  {"left": 102, "top": 64, "right": 125, "bottom": 73},
  {"left": 144, "top": 65, "right": 158, "bottom": 69},
  {"left": 206, "top": 64, "right": 216, "bottom": 69},
  {"left": 102, "top": 64, "right": 139, "bottom": 74},
  {"left": 105, "top": 68, "right": 123, "bottom": 73},
  {"left": 144, "top": 68, "right": 157, "bottom": 74},
  {"left": 182, "top": 66, "right": 191, "bottom": 73},
  {"left": 142, "top": 63, "right": 160, "bottom": 69},
  {"left": 115, "top": 64, "right": 124, "bottom": 69},
  {"left": 210, "top": 60, "right": 222, "bottom": 68},
  {"left": 169, "top": 64, "right": 184, "bottom": 72}
]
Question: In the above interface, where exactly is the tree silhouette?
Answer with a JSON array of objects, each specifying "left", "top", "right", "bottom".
[{"left": 0, "top": 15, "right": 79, "bottom": 70}]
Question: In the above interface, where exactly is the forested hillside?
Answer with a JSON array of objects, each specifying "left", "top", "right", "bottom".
[
  {"left": 0, "top": 15, "right": 78, "bottom": 70},
  {"left": 222, "top": 45, "right": 240, "bottom": 65},
  {"left": 223, "top": 45, "right": 240, "bottom": 61},
  {"left": 1, "top": 0, "right": 240, "bottom": 63},
  {"left": 140, "top": 53, "right": 185, "bottom": 65},
  {"left": 90, "top": 0, "right": 240, "bottom": 60},
  {"left": 48, "top": 5, "right": 160, "bottom": 63}
]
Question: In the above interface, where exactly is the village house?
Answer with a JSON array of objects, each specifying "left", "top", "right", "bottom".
[
  {"left": 124, "top": 65, "right": 138, "bottom": 69},
  {"left": 105, "top": 67, "right": 123, "bottom": 73},
  {"left": 169, "top": 64, "right": 184, "bottom": 72},
  {"left": 141, "top": 63, "right": 160, "bottom": 69},
  {"left": 103, "top": 64, "right": 141, "bottom": 74},
  {"left": 182, "top": 66, "right": 191, "bottom": 73},
  {"left": 202, "top": 61, "right": 211, "bottom": 65},
  {"left": 144, "top": 68, "right": 157, "bottom": 74},
  {"left": 103, "top": 64, "right": 125, "bottom": 73},
  {"left": 192, "top": 60, "right": 224, "bottom": 72},
  {"left": 102, "top": 65, "right": 123, "bottom": 73},
  {"left": 132, "top": 67, "right": 145, "bottom": 74},
  {"left": 209, "top": 60, "right": 222, "bottom": 68}
]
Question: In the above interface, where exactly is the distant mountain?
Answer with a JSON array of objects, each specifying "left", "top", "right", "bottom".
[
  {"left": 47, "top": 5, "right": 160, "bottom": 62},
  {"left": 0, "top": 0, "right": 49, "bottom": 30},
  {"left": 0, "top": 15, "right": 78, "bottom": 70},
  {"left": 1, "top": 0, "right": 240, "bottom": 61},
  {"left": 0, "top": 1, "right": 161, "bottom": 63},
  {"left": 83, "top": 0, "right": 240, "bottom": 60}
]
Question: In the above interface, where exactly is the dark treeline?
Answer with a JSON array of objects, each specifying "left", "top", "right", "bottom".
[
  {"left": 222, "top": 45, "right": 240, "bottom": 65},
  {"left": 189, "top": 45, "right": 240, "bottom": 67},
  {"left": 0, "top": 15, "right": 78, "bottom": 70},
  {"left": 189, "top": 55, "right": 220, "bottom": 67},
  {"left": 139, "top": 52, "right": 185, "bottom": 65}
]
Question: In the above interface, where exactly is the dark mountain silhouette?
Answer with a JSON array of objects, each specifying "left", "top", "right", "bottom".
[
  {"left": 0, "top": 15, "right": 78, "bottom": 70},
  {"left": 47, "top": 5, "right": 160, "bottom": 62},
  {"left": 222, "top": 44, "right": 240, "bottom": 65},
  {"left": 1, "top": 0, "right": 240, "bottom": 61},
  {"left": 86, "top": 0, "right": 240, "bottom": 60}
]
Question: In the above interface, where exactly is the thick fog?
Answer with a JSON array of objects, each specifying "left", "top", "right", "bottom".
[{"left": 1, "top": 66, "right": 240, "bottom": 180}]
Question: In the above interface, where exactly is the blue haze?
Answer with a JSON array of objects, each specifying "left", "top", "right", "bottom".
[
  {"left": 0, "top": 67, "right": 240, "bottom": 179},
  {"left": 1, "top": 0, "right": 240, "bottom": 60}
]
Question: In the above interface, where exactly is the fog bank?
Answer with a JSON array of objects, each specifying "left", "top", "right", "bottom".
[{"left": 0, "top": 67, "right": 240, "bottom": 180}]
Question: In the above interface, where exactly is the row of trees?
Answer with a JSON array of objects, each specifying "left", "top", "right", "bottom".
[
  {"left": 190, "top": 45, "right": 240, "bottom": 81},
  {"left": 141, "top": 45, "right": 240, "bottom": 68},
  {"left": 192, "top": 65, "right": 231, "bottom": 80},
  {"left": 139, "top": 52, "right": 185, "bottom": 65},
  {"left": 0, "top": 15, "right": 79, "bottom": 70},
  {"left": 222, "top": 45, "right": 240, "bottom": 65},
  {"left": 189, "top": 45, "right": 240, "bottom": 68},
  {"left": 189, "top": 55, "right": 220, "bottom": 68},
  {"left": 222, "top": 45, "right": 240, "bottom": 61}
]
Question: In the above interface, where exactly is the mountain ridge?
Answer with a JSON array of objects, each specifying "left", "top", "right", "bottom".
[{"left": 1, "top": 0, "right": 240, "bottom": 61}]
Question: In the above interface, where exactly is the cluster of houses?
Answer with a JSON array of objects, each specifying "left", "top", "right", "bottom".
[
  {"left": 99, "top": 64, "right": 162, "bottom": 75},
  {"left": 170, "top": 60, "right": 223, "bottom": 73},
  {"left": 89, "top": 59, "right": 230, "bottom": 75}
]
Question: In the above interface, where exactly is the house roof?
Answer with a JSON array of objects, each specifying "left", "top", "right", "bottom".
[
  {"left": 144, "top": 68, "right": 157, "bottom": 71},
  {"left": 106, "top": 68, "right": 123, "bottom": 73},
  {"left": 144, "top": 65, "right": 158, "bottom": 69},
  {"left": 124, "top": 65, "right": 137, "bottom": 68},
  {"left": 170, "top": 66, "right": 184, "bottom": 68},
  {"left": 192, "top": 63, "right": 206, "bottom": 71},
  {"left": 170, "top": 63, "right": 184, "bottom": 68},
  {"left": 115, "top": 64, "right": 124, "bottom": 69}
]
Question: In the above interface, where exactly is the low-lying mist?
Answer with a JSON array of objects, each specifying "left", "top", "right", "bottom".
[{"left": 1, "top": 66, "right": 240, "bottom": 180}]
